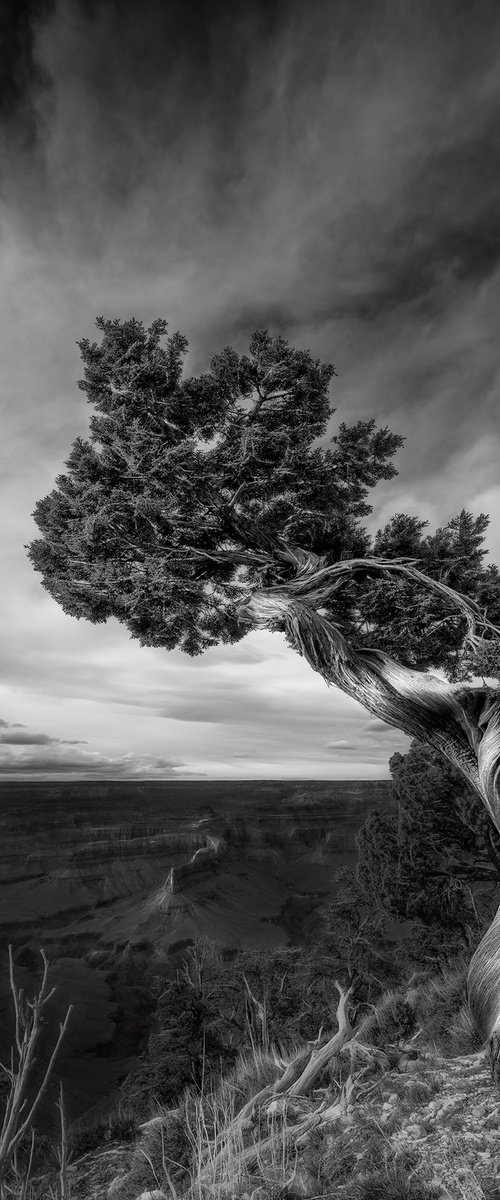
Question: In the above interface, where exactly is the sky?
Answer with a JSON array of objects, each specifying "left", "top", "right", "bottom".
[{"left": 1, "top": 0, "right": 500, "bottom": 780}]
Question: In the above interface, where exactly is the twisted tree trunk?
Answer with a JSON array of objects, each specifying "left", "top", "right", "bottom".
[{"left": 239, "top": 561, "right": 500, "bottom": 1080}]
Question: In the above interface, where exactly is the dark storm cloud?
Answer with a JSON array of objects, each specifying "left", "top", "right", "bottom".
[
  {"left": 0, "top": 0, "right": 53, "bottom": 150},
  {"left": 7, "top": 0, "right": 500, "bottom": 299},
  {"left": 0, "top": 0, "right": 496, "bottom": 485},
  {"left": 0, "top": 746, "right": 192, "bottom": 777},
  {"left": 7, "top": 0, "right": 496, "bottom": 494},
  {"left": 0, "top": 731, "right": 87, "bottom": 744},
  {"left": 0, "top": 731, "right": 55, "bottom": 743}
]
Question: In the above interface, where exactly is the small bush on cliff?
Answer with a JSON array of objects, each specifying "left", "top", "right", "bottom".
[
  {"left": 68, "top": 1106, "right": 138, "bottom": 1156},
  {"left": 112, "top": 1109, "right": 191, "bottom": 1198},
  {"left": 355, "top": 989, "right": 417, "bottom": 1050},
  {"left": 356, "top": 739, "right": 500, "bottom": 934},
  {"left": 411, "top": 958, "right": 484, "bottom": 1056},
  {"left": 344, "top": 1169, "right": 439, "bottom": 1200},
  {"left": 121, "top": 960, "right": 239, "bottom": 1116},
  {"left": 316, "top": 865, "right": 407, "bottom": 996}
]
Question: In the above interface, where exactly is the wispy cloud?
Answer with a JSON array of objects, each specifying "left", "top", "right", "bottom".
[{"left": 324, "top": 741, "right": 359, "bottom": 752}]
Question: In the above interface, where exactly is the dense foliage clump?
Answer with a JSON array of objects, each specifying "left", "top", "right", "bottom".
[
  {"left": 28, "top": 318, "right": 500, "bottom": 676},
  {"left": 357, "top": 739, "right": 500, "bottom": 931}
]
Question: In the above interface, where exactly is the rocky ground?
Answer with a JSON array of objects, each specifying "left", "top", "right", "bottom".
[
  {"left": 332, "top": 1045, "right": 500, "bottom": 1198},
  {"left": 55, "top": 1042, "right": 500, "bottom": 1200}
]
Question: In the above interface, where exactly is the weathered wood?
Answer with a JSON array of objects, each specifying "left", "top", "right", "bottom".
[
  {"left": 243, "top": 973, "right": 269, "bottom": 1053},
  {"left": 287, "top": 981, "right": 354, "bottom": 1096},
  {"left": 197, "top": 980, "right": 356, "bottom": 1183}
]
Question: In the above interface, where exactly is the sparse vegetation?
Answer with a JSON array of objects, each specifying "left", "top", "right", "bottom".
[
  {"left": 68, "top": 1102, "right": 138, "bottom": 1157},
  {"left": 0, "top": 947, "right": 72, "bottom": 1198},
  {"left": 2, "top": 900, "right": 497, "bottom": 1199},
  {"left": 102, "top": 957, "right": 491, "bottom": 1200},
  {"left": 356, "top": 740, "right": 500, "bottom": 937}
]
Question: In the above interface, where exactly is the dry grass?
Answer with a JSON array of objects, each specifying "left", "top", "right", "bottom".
[
  {"left": 410, "top": 960, "right": 484, "bottom": 1057},
  {"left": 438, "top": 1146, "right": 492, "bottom": 1200},
  {"left": 355, "top": 988, "right": 417, "bottom": 1049},
  {"left": 216, "top": 1049, "right": 285, "bottom": 1111},
  {"left": 86, "top": 959, "right": 500, "bottom": 1200},
  {"left": 184, "top": 1085, "right": 247, "bottom": 1199},
  {"left": 108, "top": 1048, "right": 294, "bottom": 1200},
  {"left": 342, "top": 1165, "right": 442, "bottom": 1199},
  {"left": 182, "top": 1077, "right": 306, "bottom": 1200}
]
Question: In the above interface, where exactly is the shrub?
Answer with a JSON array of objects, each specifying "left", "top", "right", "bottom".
[
  {"left": 443, "top": 1003, "right": 484, "bottom": 1057},
  {"left": 410, "top": 959, "right": 478, "bottom": 1055},
  {"left": 121, "top": 1109, "right": 191, "bottom": 1198},
  {"left": 221, "top": 1048, "right": 284, "bottom": 1108},
  {"left": 69, "top": 1109, "right": 138, "bottom": 1156},
  {"left": 319, "top": 1137, "right": 358, "bottom": 1187},
  {"left": 344, "top": 1162, "right": 440, "bottom": 1199},
  {"left": 355, "top": 989, "right": 417, "bottom": 1048}
]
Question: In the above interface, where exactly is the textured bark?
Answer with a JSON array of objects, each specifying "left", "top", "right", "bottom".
[
  {"left": 286, "top": 980, "right": 354, "bottom": 1096},
  {"left": 240, "top": 565, "right": 500, "bottom": 1081}
]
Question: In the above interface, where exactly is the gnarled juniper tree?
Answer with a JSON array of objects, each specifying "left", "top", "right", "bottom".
[{"left": 28, "top": 318, "right": 500, "bottom": 1074}]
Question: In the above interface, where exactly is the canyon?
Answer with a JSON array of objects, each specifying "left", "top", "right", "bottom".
[
  {"left": 0, "top": 779, "right": 396, "bottom": 953},
  {"left": 0, "top": 779, "right": 398, "bottom": 1130}
]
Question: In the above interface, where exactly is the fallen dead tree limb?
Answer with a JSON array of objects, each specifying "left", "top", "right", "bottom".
[
  {"left": 270, "top": 1049, "right": 312, "bottom": 1095},
  {"left": 299, "top": 1074, "right": 356, "bottom": 1138},
  {"left": 287, "top": 980, "right": 354, "bottom": 1096},
  {"left": 341, "top": 1036, "right": 392, "bottom": 1073},
  {"left": 235, "top": 1047, "right": 312, "bottom": 1128},
  {"left": 237, "top": 980, "right": 353, "bottom": 1122},
  {"left": 220, "top": 1110, "right": 325, "bottom": 1174},
  {"left": 196, "top": 979, "right": 357, "bottom": 1185},
  {"left": 196, "top": 1072, "right": 360, "bottom": 1184}
]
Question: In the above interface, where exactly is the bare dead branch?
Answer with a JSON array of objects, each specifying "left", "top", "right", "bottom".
[{"left": 0, "top": 949, "right": 73, "bottom": 1182}]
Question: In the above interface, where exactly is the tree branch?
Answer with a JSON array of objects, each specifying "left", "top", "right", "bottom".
[
  {"left": 242, "top": 588, "right": 499, "bottom": 826},
  {"left": 270, "top": 553, "right": 500, "bottom": 647}
]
